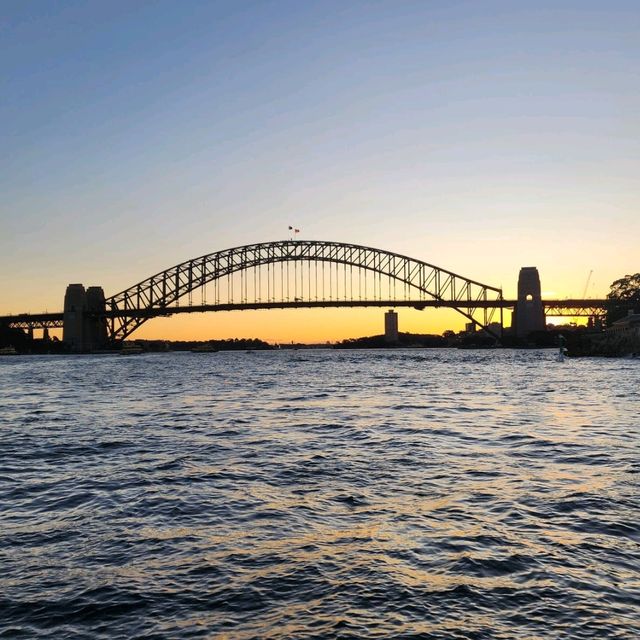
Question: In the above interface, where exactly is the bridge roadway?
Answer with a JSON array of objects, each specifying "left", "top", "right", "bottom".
[{"left": 0, "top": 299, "right": 609, "bottom": 331}]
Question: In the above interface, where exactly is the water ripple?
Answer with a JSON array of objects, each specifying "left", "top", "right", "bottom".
[{"left": 0, "top": 349, "right": 639, "bottom": 638}]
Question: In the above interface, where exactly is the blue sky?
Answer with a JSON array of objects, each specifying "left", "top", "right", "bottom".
[{"left": 1, "top": 1, "right": 638, "bottom": 337}]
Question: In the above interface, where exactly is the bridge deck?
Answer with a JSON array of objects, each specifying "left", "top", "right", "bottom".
[{"left": 0, "top": 298, "right": 609, "bottom": 328}]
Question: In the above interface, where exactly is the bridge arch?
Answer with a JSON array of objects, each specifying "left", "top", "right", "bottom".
[{"left": 105, "top": 240, "right": 504, "bottom": 342}]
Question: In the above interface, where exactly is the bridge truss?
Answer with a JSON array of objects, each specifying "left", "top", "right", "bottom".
[
  {"left": 105, "top": 240, "right": 505, "bottom": 342},
  {"left": 543, "top": 300, "right": 608, "bottom": 320},
  {"left": 0, "top": 313, "right": 64, "bottom": 332}
]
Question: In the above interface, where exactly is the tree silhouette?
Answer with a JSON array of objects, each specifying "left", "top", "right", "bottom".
[{"left": 607, "top": 273, "right": 640, "bottom": 325}]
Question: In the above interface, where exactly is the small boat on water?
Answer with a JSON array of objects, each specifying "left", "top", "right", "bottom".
[{"left": 0, "top": 346, "right": 18, "bottom": 355}]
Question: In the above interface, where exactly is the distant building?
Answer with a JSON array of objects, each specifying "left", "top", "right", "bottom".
[
  {"left": 468, "top": 321, "right": 502, "bottom": 338},
  {"left": 482, "top": 322, "right": 502, "bottom": 337},
  {"left": 609, "top": 312, "right": 640, "bottom": 337},
  {"left": 384, "top": 310, "right": 399, "bottom": 343}
]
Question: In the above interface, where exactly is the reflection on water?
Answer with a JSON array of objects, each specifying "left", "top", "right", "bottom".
[{"left": 1, "top": 349, "right": 639, "bottom": 639}]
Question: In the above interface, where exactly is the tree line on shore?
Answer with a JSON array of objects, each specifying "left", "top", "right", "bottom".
[{"left": 606, "top": 273, "right": 640, "bottom": 325}]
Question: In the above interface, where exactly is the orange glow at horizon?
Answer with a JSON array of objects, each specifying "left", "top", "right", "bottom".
[{"left": 130, "top": 307, "right": 480, "bottom": 343}]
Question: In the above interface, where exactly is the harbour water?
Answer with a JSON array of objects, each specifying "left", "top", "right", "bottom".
[{"left": 1, "top": 350, "right": 638, "bottom": 639}]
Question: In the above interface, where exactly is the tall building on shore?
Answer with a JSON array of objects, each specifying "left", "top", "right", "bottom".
[{"left": 385, "top": 310, "right": 399, "bottom": 343}]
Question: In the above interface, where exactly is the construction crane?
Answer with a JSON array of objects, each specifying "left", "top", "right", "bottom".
[{"left": 582, "top": 270, "right": 593, "bottom": 299}]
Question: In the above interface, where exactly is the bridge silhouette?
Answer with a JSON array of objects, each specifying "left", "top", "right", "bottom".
[{"left": 0, "top": 240, "right": 607, "bottom": 350}]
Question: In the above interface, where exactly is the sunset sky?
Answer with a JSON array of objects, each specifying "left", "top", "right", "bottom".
[{"left": 1, "top": 1, "right": 638, "bottom": 342}]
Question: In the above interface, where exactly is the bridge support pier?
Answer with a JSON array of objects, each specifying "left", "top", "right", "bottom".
[
  {"left": 513, "top": 267, "right": 546, "bottom": 338},
  {"left": 63, "top": 284, "right": 108, "bottom": 352},
  {"left": 86, "top": 286, "right": 108, "bottom": 351}
]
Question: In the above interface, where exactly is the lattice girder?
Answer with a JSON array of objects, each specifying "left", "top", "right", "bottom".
[{"left": 105, "top": 240, "right": 504, "bottom": 342}]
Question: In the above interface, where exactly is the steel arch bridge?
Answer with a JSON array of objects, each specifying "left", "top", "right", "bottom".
[{"left": 104, "top": 240, "right": 505, "bottom": 342}]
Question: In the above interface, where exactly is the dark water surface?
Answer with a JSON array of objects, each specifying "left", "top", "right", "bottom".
[{"left": 1, "top": 349, "right": 638, "bottom": 639}]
